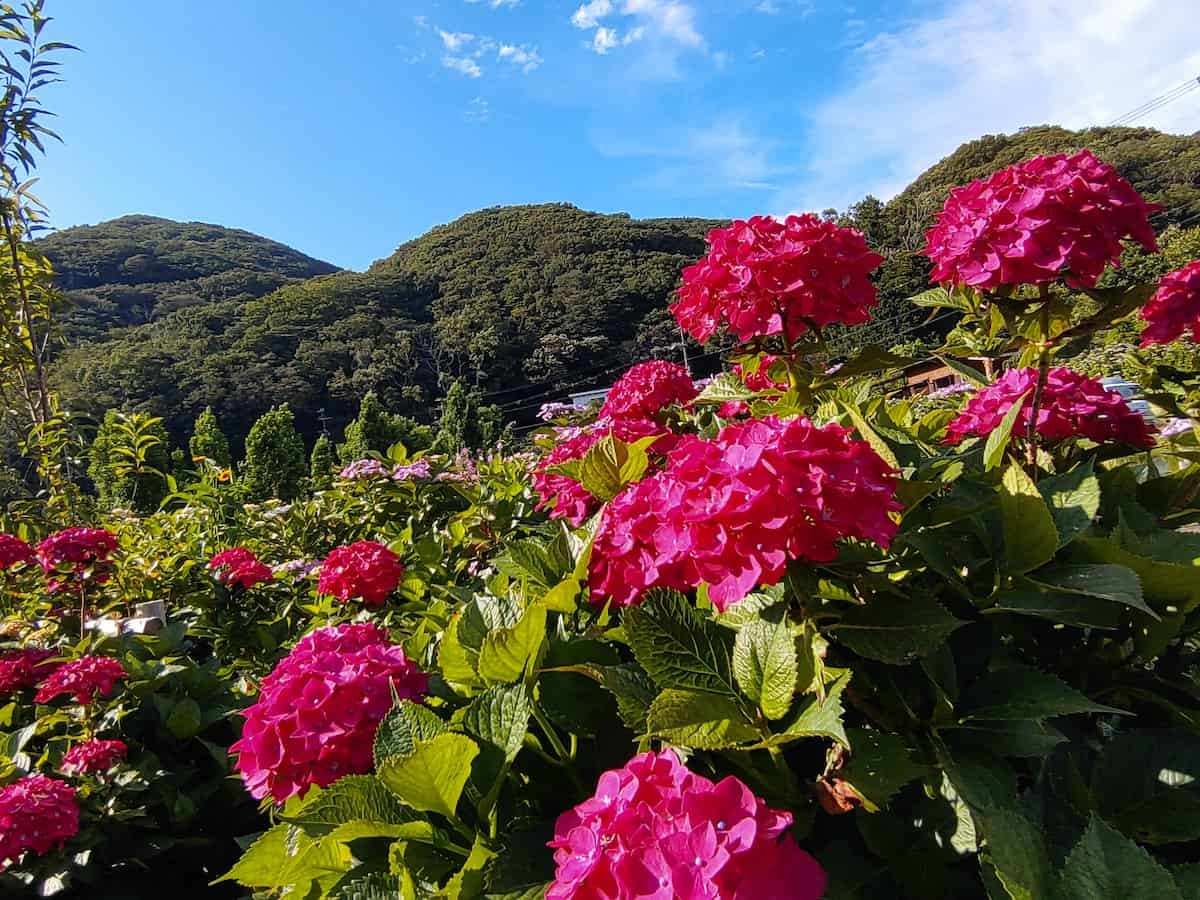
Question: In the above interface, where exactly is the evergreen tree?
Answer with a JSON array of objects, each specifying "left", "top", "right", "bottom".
[
  {"left": 309, "top": 433, "right": 336, "bottom": 492},
  {"left": 189, "top": 406, "right": 231, "bottom": 467},
  {"left": 242, "top": 404, "right": 306, "bottom": 501},
  {"left": 337, "top": 391, "right": 392, "bottom": 462},
  {"left": 433, "top": 380, "right": 508, "bottom": 453},
  {"left": 87, "top": 410, "right": 171, "bottom": 512}
]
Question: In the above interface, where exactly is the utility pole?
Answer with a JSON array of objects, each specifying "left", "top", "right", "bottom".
[
  {"left": 678, "top": 326, "right": 692, "bottom": 376},
  {"left": 317, "top": 407, "right": 331, "bottom": 437}
]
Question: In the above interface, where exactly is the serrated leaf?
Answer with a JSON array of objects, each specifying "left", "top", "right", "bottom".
[
  {"left": 839, "top": 402, "right": 899, "bottom": 470},
  {"left": 1029, "top": 564, "right": 1154, "bottom": 618},
  {"left": 543, "top": 662, "right": 658, "bottom": 732},
  {"left": 983, "top": 392, "right": 1027, "bottom": 471},
  {"left": 1038, "top": 461, "right": 1100, "bottom": 547},
  {"left": 441, "top": 836, "right": 497, "bottom": 900},
  {"left": 838, "top": 728, "right": 928, "bottom": 812},
  {"left": 375, "top": 700, "right": 448, "bottom": 764},
  {"left": 1057, "top": 816, "right": 1182, "bottom": 900},
  {"left": 716, "top": 590, "right": 784, "bottom": 626},
  {"left": 945, "top": 718, "right": 1067, "bottom": 759},
  {"left": 733, "top": 616, "right": 798, "bottom": 720},
  {"left": 577, "top": 435, "right": 623, "bottom": 502},
  {"left": 378, "top": 734, "right": 479, "bottom": 821},
  {"left": 331, "top": 872, "right": 402, "bottom": 899},
  {"left": 830, "top": 596, "right": 963, "bottom": 664},
  {"left": 478, "top": 604, "right": 547, "bottom": 684},
  {"left": 769, "top": 669, "right": 850, "bottom": 747},
  {"left": 998, "top": 462, "right": 1059, "bottom": 575},
  {"left": 624, "top": 590, "right": 736, "bottom": 696},
  {"left": 285, "top": 776, "right": 415, "bottom": 835},
  {"left": 462, "top": 683, "right": 530, "bottom": 766},
  {"left": 979, "top": 808, "right": 1053, "bottom": 900},
  {"left": 645, "top": 689, "right": 758, "bottom": 749},
  {"left": 992, "top": 587, "right": 1122, "bottom": 629},
  {"left": 1092, "top": 729, "right": 1200, "bottom": 845},
  {"left": 961, "top": 665, "right": 1125, "bottom": 721},
  {"left": 696, "top": 372, "right": 757, "bottom": 403}
]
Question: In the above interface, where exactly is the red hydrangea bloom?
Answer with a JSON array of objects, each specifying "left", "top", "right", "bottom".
[
  {"left": 0, "top": 534, "right": 36, "bottom": 570},
  {"left": 230, "top": 623, "right": 428, "bottom": 803},
  {"left": 923, "top": 150, "right": 1159, "bottom": 292},
  {"left": 673, "top": 214, "right": 884, "bottom": 344},
  {"left": 600, "top": 361, "right": 698, "bottom": 422},
  {"left": 61, "top": 739, "right": 128, "bottom": 775},
  {"left": 1141, "top": 260, "right": 1200, "bottom": 346},
  {"left": 35, "top": 655, "right": 127, "bottom": 705},
  {"left": 0, "top": 648, "right": 60, "bottom": 697},
  {"left": 945, "top": 367, "right": 1156, "bottom": 448},
  {"left": 0, "top": 775, "right": 79, "bottom": 871},
  {"left": 547, "top": 749, "right": 825, "bottom": 900},
  {"left": 208, "top": 547, "right": 274, "bottom": 589},
  {"left": 317, "top": 541, "right": 404, "bottom": 605},
  {"left": 590, "top": 416, "right": 899, "bottom": 611},
  {"left": 36, "top": 527, "right": 118, "bottom": 592},
  {"left": 534, "top": 419, "right": 673, "bottom": 527}
]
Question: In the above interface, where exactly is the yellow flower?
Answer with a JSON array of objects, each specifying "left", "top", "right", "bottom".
[{"left": 218, "top": 469, "right": 232, "bottom": 483}]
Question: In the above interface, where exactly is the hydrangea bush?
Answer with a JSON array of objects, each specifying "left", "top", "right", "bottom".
[{"left": 2, "top": 149, "right": 1200, "bottom": 899}]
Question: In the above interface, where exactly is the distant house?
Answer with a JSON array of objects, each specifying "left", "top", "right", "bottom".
[
  {"left": 569, "top": 387, "right": 610, "bottom": 407},
  {"left": 897, "top": 357, "right": 994, "bottom": 396}
]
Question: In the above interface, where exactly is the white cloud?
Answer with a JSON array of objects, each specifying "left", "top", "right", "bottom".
[
  {"left": 622, "top": 0, "right": 703, "bottom": 48},
  {"left": 572, "top": 0, "right": 614, "bottom": 29},
  {"left": 595, "top": 119, "right": 783, "bottom": 192},
  {"left": 592, "top": 27, "right": 619, "bottom": 53},
  {"left": 439, "top": 30, "right": 475, "bottom": 51},
  {"left": 498, "top": 43, "right": 543, "bottom": 72},
  {"left": 464, "top": 97, "right": 491, "bottom": 122},
  {"left": 442, "top": 55, "right": 483, "bottom": 78},
  {"left": 782, "top": 0, "right": 1200, "bottom": 216},
  {"left": 756, "top": 0, "right": 780, "bottom": 13},
  {"left": 465, "top": 0, "right": 520, "bottom": 7}
]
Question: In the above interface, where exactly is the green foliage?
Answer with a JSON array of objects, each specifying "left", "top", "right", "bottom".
[
  {"left": 241, "top": 403, "right": 306, "bottom": 501},
  {"left": 339, "top": 391, "right": 433, "bottom": 462},
  {"left": 87, "top": 409, "right": 171, "bottom": 512},
  {"left": 309, "top": 432, "right": 336, "bottom": 491},
  {"left": 433, "top": 380, "right": 507, "bottom": 454},
  {"left": 188, "top": 405, "right": 231, "bottom": 467}
]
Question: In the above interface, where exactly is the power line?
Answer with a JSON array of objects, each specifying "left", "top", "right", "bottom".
[{"left": 1110, "top": 77, "right": 1200, "bottom": 125}]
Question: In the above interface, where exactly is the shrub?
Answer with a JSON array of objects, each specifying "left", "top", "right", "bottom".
[
  {"left": 241, "top": 404, "right": 306, "bottom": 501},
  {"left": 188, "top": 406, "right": 231, "bottom": 468}
]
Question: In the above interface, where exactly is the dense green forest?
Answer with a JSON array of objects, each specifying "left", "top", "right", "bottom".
[{"left": 43, "top": 125, "right": 1200, "bottom": 451}]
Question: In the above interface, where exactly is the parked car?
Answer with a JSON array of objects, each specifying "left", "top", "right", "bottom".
[{"left": 1099, "top": 376, "right": 1156, "bottom": 422}]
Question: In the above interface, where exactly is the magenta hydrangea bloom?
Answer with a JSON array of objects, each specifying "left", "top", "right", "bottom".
[
  {"left": 36, "top": 527, "right": 118, "bottom": 592},
  {"left": 209, "top": 547, "right": 273, "bottom": 589},
  {"left": 733, "top": 354, "right": 788, "bottom": 392},
  {"left": 589, "top": 416, "right": 899, "bottom": 610},
  {"left": 548, "top": 749, "right": 826, "bottom": 900},
  {"left": 923, "top": 150, "right": 1158, "bottom": 291},
  {"left": 600, "top": 361, "right": 698, "bottom": 422},
  {"left": 34, "top": 656, "right": 127, "bottom": 705},
  {"left": 0, "top": 775, "right": 79, "bottom": 871},
  {"left": 230, "top": 623, "right": 428, "bottom": 803},
  {"left": 534, "top": 419, "right": 674, "bottom": 528},
  {"left": 61, "top": 739, "right": 128, "bottom": 775},
  {"left": 1141, "top": 260, "right": 1200, "bottom": 346},
  {"left": 673, "top": 214, "right": 884, "bottom": 344},
  {"left": 0, "top": 648, "right": 61, "bottom": 697},
  {"left": 945, "top": 367, "right": 1156, "bottom": 448},
  {"left": 0, "top": 533, "right": 36, "bottom": 570},
  {"left": 317, "top": 540, "right": 404, "bottom": 605}
]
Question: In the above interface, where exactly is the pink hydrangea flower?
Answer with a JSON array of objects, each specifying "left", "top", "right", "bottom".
[
  {"left": 391, "top": 459, "right": 433, "bottom": 481},
  {"left": 0, "top": 775, "right": 79, "bottom": 871},
  {"left": 945, "top": 367, "right": 1156, "bottom": 448},
  {"left": 231, "top": 623, "right": 428, "bottom": 803},
  {"left": 923, "top": 150, "right": 1159, "bottom": 291},
  {"left": 37, "top": 527, "right": 118, "bottom": 592},
  {"left": 590, "top": 416, "right": 899, "bottom": 610},
  {"left": 340, "top": 459, "right": 390, "bottom": 480},
  {"left": 0, "top": 533, "right": 36, "bottom": 570},
  {"left": 0, "top": 648, "right": 61, "bottom": 697},
  {"left": 547, "top": 749, "right": 826, "bottom": 900},
  {"left": 673, "top": 214, "right": 884, "bottom": 344},
  {"left": 1141, "top": 260, "right": 1200, "bottom": 346},
  {"left": 534, "top": 419, "right": 674, "bottom": 527},
  {"left": 317, "top": 540, "right": 404, "bottom": 605},
  {"left": 208, "top": 547, "right": 273, "bottom": 589},
  {"left": 600, "top": 361, "right": 698, "bottom": 422},
  {"left": 61, "top": 739, "right": 128, "bottom": 775},
  {"left": 34, "top": 656, "right": 127, "bottom": 705}
]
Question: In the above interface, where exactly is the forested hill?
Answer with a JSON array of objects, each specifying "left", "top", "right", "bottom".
[
  {"left": 40, "top": 215, "right": 339, "bottom": 343},
  {"left": 44, "top": 125, "right": 1200, "bottom": 450}
]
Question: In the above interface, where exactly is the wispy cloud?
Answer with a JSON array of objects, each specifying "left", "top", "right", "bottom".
[
  {"left": 439, "top": 30, "right": 475, "bottom": 52},
  {"left": 780, "top": 0, "right": 1200, "bottom": 215},
  {"left": 465, "top": 0, "right": 520, "bottom": 7},
  {"left": 498, "top": 43, "right": 543, "bottom": 72},
  {"left": 464, "top": 97, "right": 491, "bottom": 122},
  {"left": 421, "top": 18, "right": 542, "bottom": 78},
  {"left": 442, "top": 55, "right": 483, "bottom": 78},
  {"left": 570, "top": 0, "right": 704, "bottom": 62}
]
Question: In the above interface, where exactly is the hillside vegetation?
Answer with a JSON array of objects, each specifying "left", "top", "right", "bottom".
[{"left": 46, "top": 126, "right": 1200, "bottom": 448}]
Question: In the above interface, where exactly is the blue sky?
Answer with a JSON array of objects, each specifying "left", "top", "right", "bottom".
[{"left": 35, "top": 0, "right": 1200, "bottom": 270}]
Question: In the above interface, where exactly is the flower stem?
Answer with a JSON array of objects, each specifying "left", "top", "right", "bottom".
[{"left": 1024, "top": 286, "right": 1053, "bottom": 476}]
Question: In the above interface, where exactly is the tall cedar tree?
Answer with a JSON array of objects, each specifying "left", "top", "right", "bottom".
[
  {"left": 189, "top": 405, "right": 232, "bottom": 467},
  {"left": 242, "top": 404, "right": 306, "bottom": 501},
  {"left": 309, "top": 433, "right": 335, "bottom": 491}
]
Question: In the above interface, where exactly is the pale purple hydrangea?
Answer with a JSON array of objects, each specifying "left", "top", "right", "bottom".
[
  {"left": 927, "top": 381, "right": 975, "bottom": 401},
  {"left": 1162, "top": 417, "right": 1194, "bottom": 439},
  {"left": 538, "top": 401, "right": 582, "bottom": 422},
  {"left": 340, "top": 459, "right": 389, "bottom": 480},
  {"left": 271, "top": 559, "right": 321, "bottom": 581},
  {"left": 392, "top": 459, "right": 433, "bottom": 481}
]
